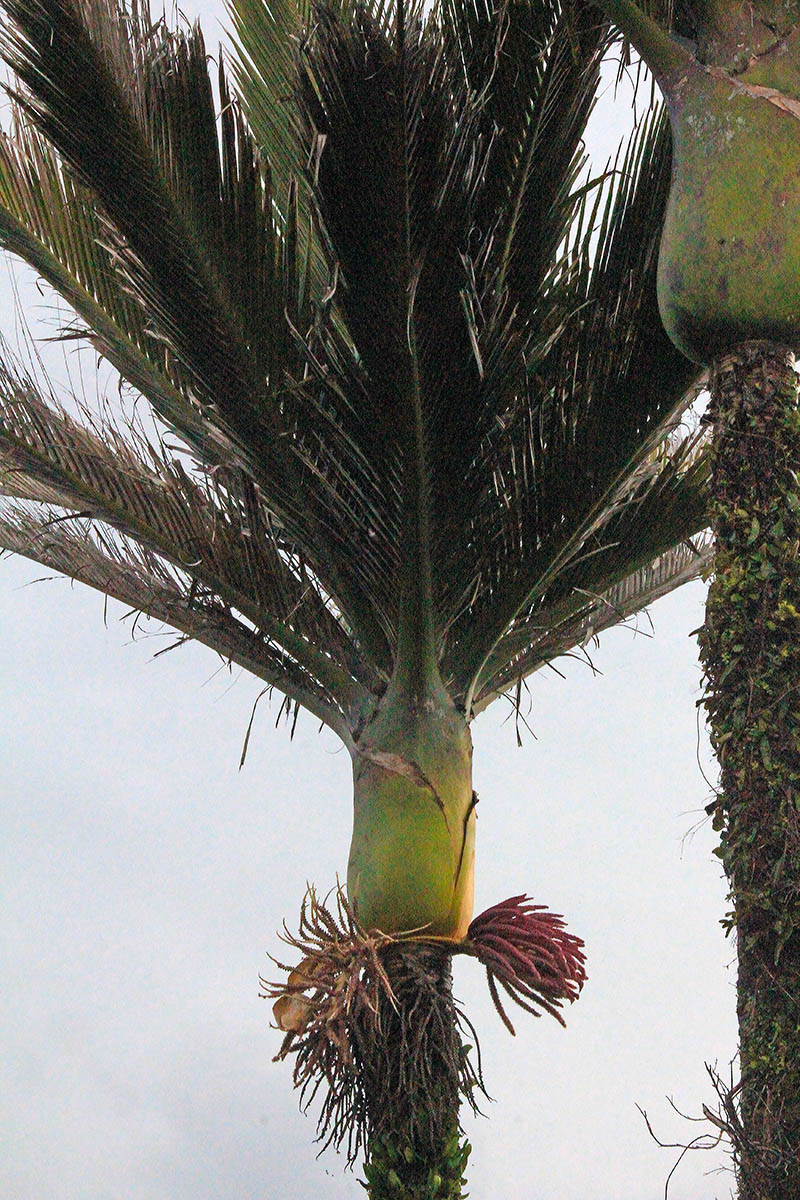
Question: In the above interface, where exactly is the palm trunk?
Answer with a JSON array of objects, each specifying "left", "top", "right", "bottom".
[
  {"left": 271, "top": 648, "right": 583, "bottom": 1189},
  {"left": 359, "top": 946, "right": 471, "bottom": 1200},
  {"left": 347, "top": 674, "right": 478, "bottom": 1196},
  {"left": 700, "top": 342, "right": 800, "bottom": 1197},
  {"left": 348, "top": 674, "right": 476, "bottom": 943}
]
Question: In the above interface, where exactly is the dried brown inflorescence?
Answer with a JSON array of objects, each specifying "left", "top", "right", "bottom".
[
  {"left": 262, "top": 886, "right": 486, "bottom": 1166},
  {"left": 264, "top": 885, "right": 586, "bottom": 1165},
  {"left": 261, "top": 885, "right": 399, "bottom": 1160}
]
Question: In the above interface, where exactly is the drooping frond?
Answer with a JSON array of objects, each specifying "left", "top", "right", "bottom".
[
  {"left": 0, "top": 0, "right": 400, "bottom": 671},
  {"left": 0, "top": 345, "right": 373, "bottom": 734},
  {"left": 0, "top": 0, "right": 285, "bottom": 458},
  {"left": 0, "top": 113, "right": 232, "bottom": 463},
  {"left": 470, "top": 425, "right": 711, "bottom": 707},
  {"left": 0, "top": 501, "right": 356, "bottom": 740},
  {"left": 474, "top": 525, "right": 712, "bottom": 712}
]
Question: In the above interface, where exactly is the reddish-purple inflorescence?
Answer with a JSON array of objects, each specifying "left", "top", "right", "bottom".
[{"left": 462, "top": 894, "right": 586, "bottom": 1034}]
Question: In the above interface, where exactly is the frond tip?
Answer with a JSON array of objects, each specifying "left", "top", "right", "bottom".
[{"left": 464, "top": 894, "right": 587, "bottom": 1033}]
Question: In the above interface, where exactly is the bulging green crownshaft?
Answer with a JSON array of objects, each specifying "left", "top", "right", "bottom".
[
  {"left": 597, "top": 0, "right": 800, "bottom": 364},
  {"left": 347, "top": 674, "right": 475, "bottom": 940}
]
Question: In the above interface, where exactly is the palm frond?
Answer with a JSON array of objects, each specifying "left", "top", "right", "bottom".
[
  {"left": 288, "top": 0, "right": 620, "bottom": 675},
  {"left": 0, "top": 114, "right": 237, "bottom": 464},
  {"left": 439, "top": 0, "right": 610, "bottom": 321},
  {"left": 0, "top": 0, "right": 399, "bottom": 670},
  {"left": 0, "top": 501, "right": 354, "bottom": 741},
  {"left": 474, "top": 536, "right": 711, "bottom": 716},
  {"left": 228, "top": 0, "right": 396, "bottom": 181},
  {"left": 442, "top": 104, "right": 703, "bottom": 703},
  {"left": 291, "top": 0, "right": 495, "bottom": 670},
  {"left": 0, "top": 350, "right": 372, "bottom": 713},
  {"left": 0, "top": 0, "right": 710, "bottom": 739},
  {"left": 226, "top": 0, "right": 328, "bottom": 296},
  {"left": 0, "top": 0, "right": 282, "bottom": 457},
  {"left": 471, "top": 429, "right": 712, "bottom": 708},
  {"left": 227, "top": 0, "right": 310, "bottom": 185}
]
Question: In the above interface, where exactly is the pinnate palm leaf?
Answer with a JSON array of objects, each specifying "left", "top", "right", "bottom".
[
  {"left": 0, "top": 0, "right": 399, "bottom": 669},
  {"left": 0, "top": 347, "right": 370, "bottom": 726},
  {"left": 471, "top": 431, "right": 712, "bottom": 708},
  {"left": 0, "top": 0, "right": 709, "bottom": 741},
  {"left": 0, "top": 499, "right": 354, "bottom": 738},
  {"left": 444, "top": 106, "right": 701, "bottom": 703},
  {"left": 0, "top": 115, "right": 230, "bottom": 461}
]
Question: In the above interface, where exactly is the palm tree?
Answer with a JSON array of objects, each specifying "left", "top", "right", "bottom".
[
  {"left": 585, "top": 0, "right": 800, "bottom": 1193},
  {"left": 0, "top": 0, "right": 710, "bottom": 1192}
]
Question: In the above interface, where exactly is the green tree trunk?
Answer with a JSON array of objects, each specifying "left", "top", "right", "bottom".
[
  {"left": 700, "top": 342, "right": 800, "bottom": 1198},
  {"left": 348, "top": 678, "right": 476, "bottom": 941}
]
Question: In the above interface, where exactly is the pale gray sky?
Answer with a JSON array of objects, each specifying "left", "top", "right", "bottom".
[{"left": 1, "top": 5, "right": 738, "bottom": 1198}]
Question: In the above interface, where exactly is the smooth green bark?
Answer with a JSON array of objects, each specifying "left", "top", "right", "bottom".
[
  {"left": 594, "top": 0, "right": 800, "bottom": 364},
  {"left": 348, "top": 677, "right": 475, "bottom": 938},
  {"left": 656, "top": 52, "right": 800, "bottom": 363}
]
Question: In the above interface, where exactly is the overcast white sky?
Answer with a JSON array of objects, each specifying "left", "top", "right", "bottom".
[{"left": 1, "top": 5, "right": 740, "bottom": 1198}]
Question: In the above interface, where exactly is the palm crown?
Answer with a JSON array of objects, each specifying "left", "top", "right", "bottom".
[{"left": 0, "top": 0, "right": 707, "bottom": 745}]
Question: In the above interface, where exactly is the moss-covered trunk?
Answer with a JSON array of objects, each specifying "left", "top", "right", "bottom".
[
  {"left": 586, "top": 1, "right": 800, "bottom": 1186},
  {"left": 699, "top": 343, "right": 800, "bottom": 1198}
]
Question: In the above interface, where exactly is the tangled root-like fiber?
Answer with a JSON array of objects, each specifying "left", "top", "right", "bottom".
[
  {"left": 260, "top": 886, "right": 484, "bottom": 1165},
  {"left": 263, "top": 886, "right": 586, "bottom": 1164},
  {"left": 354, "top": 941, "right": 484, "bottom": 1165}
]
